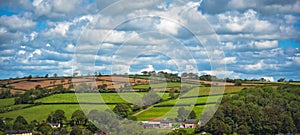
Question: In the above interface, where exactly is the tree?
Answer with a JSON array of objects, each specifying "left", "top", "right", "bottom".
[
  {"left": 167, "top": 128, "right": 189, "bottom": 135},
  {"left": 142, "top": 91, "right": 162, "bottom": 106},
  {"left": 53, "top": 73, "right": 58, "bottom": 78},
  {"left": 188, "top": 110, "right": 196, "bottom": 119},
  {"left": 37, "top": 123, "right": 52, "bottom": 135},
  {"left": 71, "top": 110, "right": 88, "bottom": 125},
  {"left": 277, "top": 78, "right": 285, "bottom": 82},
  {"left": 47, "top": 110, "right": 66, "bottom": 124},
  {"left": 27, "top": 75, "right": 32, "bottom": 81},
  {"left": 13, "top": 116, "right": 28, "bottom": 130},
  {"left": 177, "top": 107, "right": 189, "bottom": 122},
  {"left": 141, "top": 71, "right": 148, "bottom": 75},
  {"left": 45, "top": 74, "right": 49, "bottom": 78},
  {"left": 113, "top": 103, "right": 132, "bottom": 118},
  {"left": 237, "top": 125, "right": 249, "bottom": 135},
  {"left": 234, "top": 79, "right": 242, "bottom": 86},
  {"left": 70, "top": 126, "right": 83, "bottom": 135},
  {"left": 169, "top": 89, "right": 176, "bottom": 99}
]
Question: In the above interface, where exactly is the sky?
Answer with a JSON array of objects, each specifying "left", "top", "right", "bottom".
[{"left": 0, "top": 0, "right": 299, "bottom": 81}]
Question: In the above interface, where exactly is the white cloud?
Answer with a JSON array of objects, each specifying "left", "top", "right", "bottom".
[
  {"left": 262, "top": 77, "right": 275, "bottom": 82},
  {"left": 254, "top": 40, "right": 278, "bottom": 49},
  {"left": 33, "top": 49, "right": 42, "bottom": 55},
  {"left": 0, "top": 15, "right": 36, "bottom": 31},
  {"left": 141, "top": 65, "right": 155, "bottom": 72},
  {"left": 18, "top": 50, "right": 26, "bottom": 55},
  {"left": 155, "top": 19, "right": 180, "bottom": 35},
  {"left": 45, "top": 22, "right": 72, "bottom": 36},
  {"left": 65, "top": 44, "right": 75, "bottom": 52},
  {"left": 244, "top": 60, "right": 264, "bottom": 71}
]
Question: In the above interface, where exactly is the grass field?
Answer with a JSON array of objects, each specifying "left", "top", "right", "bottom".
[
  {"left": 0, "top": 98, "right": 15, "bottom": 108},
  {"left": 181, "top": 86, "right": 246, "bottom": 97},
  {"left": 35, "top": 92, "right": 171, "bottom": 104},
  {"left": 0, "top": 104, "right": 115, "bottom": 122},
  {"left": 156, "top": 96, "right": 222, "bottom": 106},
  {"left": 136, "top": 105, "right": 207, "bottom": 121}
]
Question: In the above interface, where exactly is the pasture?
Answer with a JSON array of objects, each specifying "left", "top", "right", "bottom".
[{"left": 0, "top": 104, "right": 115, "bottom": 122}]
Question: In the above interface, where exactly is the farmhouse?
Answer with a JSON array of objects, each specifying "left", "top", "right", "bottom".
[
  {"left": 183, "top": 119, "right": 199, "bottom": 128},
  {"left": 140, "top": 118, "right": 173, "bottom": 129},
  {"left": 49, "top": 123, "right": 61, "bottom": 128}
]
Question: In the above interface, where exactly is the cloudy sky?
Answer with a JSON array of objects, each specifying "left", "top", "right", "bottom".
[{"left": 0, "top": 0, "right": 299, "bottom": 81}]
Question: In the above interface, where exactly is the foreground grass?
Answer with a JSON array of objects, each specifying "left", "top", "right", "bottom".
[
  {"left": 1, "top": 104, "right": 115, "bottom": 122},
  {"left": 0, "top": 98, "right": 15, "bottom": 108}
]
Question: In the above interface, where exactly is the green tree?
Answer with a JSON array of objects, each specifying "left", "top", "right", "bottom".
[
  {"left": 37, "top": 123, "right": 52, "bottom": 135},
  {"left": 177, "top": 107, "right": 189, "bottom": 122},
  {"left": 277, "top": 78, "right": 285, "bottom": 82},
  {"left": 70, "top": 126, "right": 83, "bottom": 135},
  {"left": 113, "top": 103, "right": 132, "bottom": 118},
  {"left": 167, "top": 128, "right": 190, "bottom": 135},
  {"left": 47, "top": 110, "right": 66, "bottom": 124},
  {"left": 13, "top": 116, "right": 28, "bottom": 130},
  {"left": 188, "top": 110, "right": 196, "bottom": 119},
  {"left": 71, "top": 110, "right": 88, "bottom": 125},
  {"left": 27, "top": 75, "right": 32, "bottom": 81}
]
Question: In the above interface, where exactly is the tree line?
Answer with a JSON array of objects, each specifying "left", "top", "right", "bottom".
[{"left": 197, "top": 85, "right": 300, "bottom": 134}]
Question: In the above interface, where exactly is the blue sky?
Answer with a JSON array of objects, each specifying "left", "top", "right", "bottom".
[{"left": 0, "top": 0, "right": 299, "bottom": 81}]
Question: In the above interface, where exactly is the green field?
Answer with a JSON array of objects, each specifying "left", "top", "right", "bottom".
[
  {"left": 136, "top": 105, "right": 207, "bottom": 121},
  {"left": 0, "top": 98, "right": 15, "bottom": 108},
  {"left": 35, "top": 92, "right": 171, "bottom": 104},
  {"left": 0, "top": 104, "right": 115, "bottom": 122},
  {"left": 182, "top": 86, "right": 246, "bottom": 97},
  {"left": 156, "top": 96, "right": 222, "bottom": 106}
]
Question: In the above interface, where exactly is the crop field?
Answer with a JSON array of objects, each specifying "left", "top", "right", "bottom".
[
  {"left": 136, "top": 105, "right": 208, "bottom": 121},
  {"left": 0, "top": 104, "right": 115, "bottom": 122}
]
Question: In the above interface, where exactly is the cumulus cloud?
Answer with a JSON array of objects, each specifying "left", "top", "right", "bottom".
[
  {"left": 0, "top": 0, "right": 299, "bottom": 80},
  {"left": 0, "top": 15, "right": 37, "bottom": 31}
]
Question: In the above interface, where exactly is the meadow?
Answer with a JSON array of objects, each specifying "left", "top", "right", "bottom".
[
  {"left": 35, "top": 92, "right": 171, "bottom": 104},
  {"left": 0, "top": 104, "right": 115, "bottom": 122},
  {"left": 135, "top": 105, "right": 208, "bottom": 121},
  {"left": 156, "top": 96, "right": 222, "bottom": 106},
  {"left": 0, "top": 98, "right": 14, "bottom": 108}
]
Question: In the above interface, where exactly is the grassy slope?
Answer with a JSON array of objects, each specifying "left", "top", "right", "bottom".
[
  {"left": 35, "top": 92, "right": 170, "bottom": 103},
  {"left": 1, "top": 104, "right": 115, "bottom": 122},
  {"left": 156, "top": 96, "right": 222, "bottom": 106},
  {"left": 0, "top": 98, "right": 15, "bottom": 108},
  {"left": 136, "top": 105, "right": 208, "bottom": 121}
]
